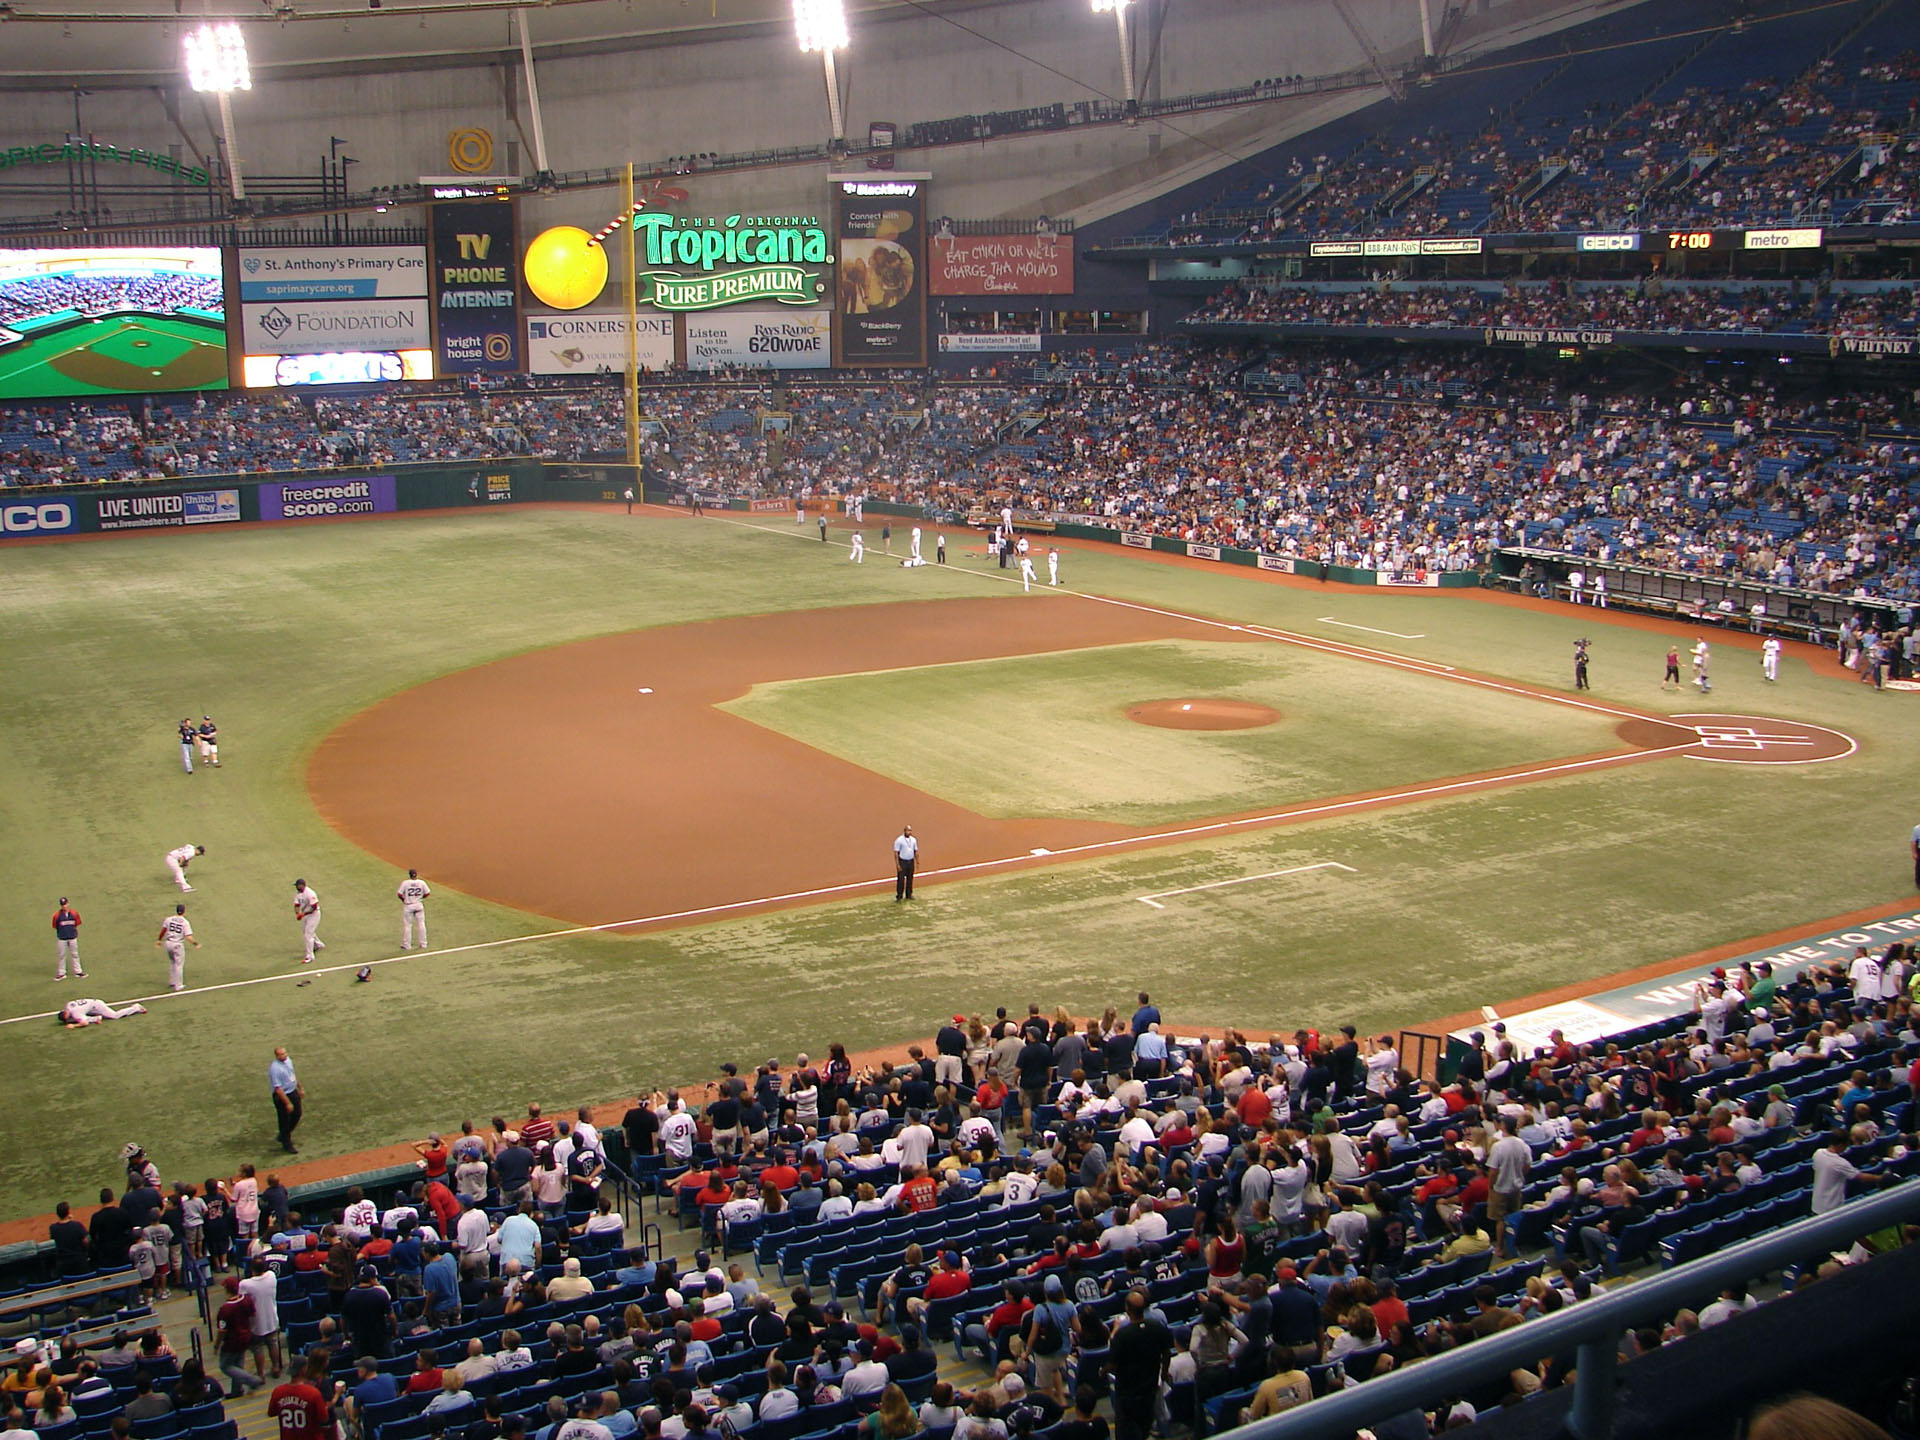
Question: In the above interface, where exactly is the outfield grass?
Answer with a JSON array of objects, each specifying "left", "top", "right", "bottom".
[
  {"left": 1, "top": 506, "right": 1912, "bottom": 1221},
  {"left": 723, "top": 639, "right": 1623, "bottom": 824}
]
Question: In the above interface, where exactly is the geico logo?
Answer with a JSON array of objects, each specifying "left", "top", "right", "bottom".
[{"left": 1, "top": 502, "right": 74, "bottom": 533}]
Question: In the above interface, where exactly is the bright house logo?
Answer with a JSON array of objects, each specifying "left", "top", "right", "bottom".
[{"left": 633, "top": 213, "right": 829, "bottom": 311}]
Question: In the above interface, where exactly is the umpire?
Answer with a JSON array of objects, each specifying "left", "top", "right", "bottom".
[{"left": 893, "top": 824, "right": 919, "bottom": 902}]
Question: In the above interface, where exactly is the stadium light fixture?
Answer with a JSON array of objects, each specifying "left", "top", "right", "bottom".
[
  {"left": 183, "top": 23, "right": 251, "bottom": 93},
  {"left": 1090, "top": 0, "right": 1138, "bottom": 118},
  {"left": 184, "top": 22, "right": 253, "bottom": 206},
  {"left": 793, "top": 0, "right": 847, "bottom": 53},
  {"left": 793, "top": 0, "right": 849, "bottom": 151}
]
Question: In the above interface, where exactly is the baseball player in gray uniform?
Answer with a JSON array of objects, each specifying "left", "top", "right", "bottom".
[
  {"left": 155, "top": 904, "right": 199, "bottom": 991},
  {"left": 293, "top": 879, "right": 325, "bottom": 964},
  {"left": 397, "top": 869, "right": 432, "bottom": 950},
  {"left": 166, "top": 843, "right": 205, "bottom": 892}
]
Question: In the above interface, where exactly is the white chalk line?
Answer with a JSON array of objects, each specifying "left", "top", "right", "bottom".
[
  {"left": 1317, "top": 617, "right": 1427, "bottom": 640},
  {"left": 5, "top": 519, "right": 1697, "bottom": 1025},
  {"left": 1137, "top": 860, "right": 1358, "bottom": 909}
]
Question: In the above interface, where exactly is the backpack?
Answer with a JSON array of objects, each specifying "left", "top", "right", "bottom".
[{"left": 1031, "top": 1301, "right": 1070, "bottom": 1355}]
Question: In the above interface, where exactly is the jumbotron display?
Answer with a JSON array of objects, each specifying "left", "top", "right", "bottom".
[{"left": 0, "top": 248, "right": 228, "bottom": 400}]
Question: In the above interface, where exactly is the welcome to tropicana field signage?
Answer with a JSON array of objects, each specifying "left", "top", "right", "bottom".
[{"left": 633, "top": 212, "right": 829, "bottom": 311}]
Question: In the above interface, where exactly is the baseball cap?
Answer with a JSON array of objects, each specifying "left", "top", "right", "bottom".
[
  {"left": 952, "top": 1015, "right": 966, "bottom": 1024},
  {"left": 1043, "top": 1275, "right": 1063, "bottom": 1297}
]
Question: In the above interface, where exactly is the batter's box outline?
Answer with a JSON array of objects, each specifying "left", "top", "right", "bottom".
[{"left": 1670, "top": 714, "right": 1858, "bottom": 765}]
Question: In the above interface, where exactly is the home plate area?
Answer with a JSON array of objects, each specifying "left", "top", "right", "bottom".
[{"left": 1670, "top": 714, "right": 1857, "bottom": 764}]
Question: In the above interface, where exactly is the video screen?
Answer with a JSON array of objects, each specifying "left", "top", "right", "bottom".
[{"left": 0, "top": 248, "right": 228, "bottom": 400}]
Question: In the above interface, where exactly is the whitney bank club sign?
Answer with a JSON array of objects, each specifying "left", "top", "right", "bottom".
[{"left": 633, "top": 213, "right": 830, "bottom": 311}]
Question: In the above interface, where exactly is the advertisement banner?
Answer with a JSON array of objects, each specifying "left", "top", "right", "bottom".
[
  {"left": 260, "top": 474, "right": 397, "bottom": 521},
  {"left": 0, "top": 498, "right": 80, "bottom": 536},
  {"left": 684, "top": 311, "right": 832, "bottom": 370},
  {"left": 95, "top": 488, "right": 241, "bottom": 531},
  {"left": 1379, "top": 570, "right": 1440, "bottom": 588},
  {"left": 431, "top": 201, "right": 521, "bottom": 373},
  {"left": 630, "top": 213, "right": 831, "bottom": 312},
  {"left": 833, "top": 176, "right": 927, "bottom": 367},
  {"left": 937, "top": 333, "right": 1043, "bottom": 353},
  {"left": 929, "top": 232, "right": 1073, "bottom": 295},
  {"left": 236, "top": 246, "right": 428, "bottom": 302},
  {"left": 1121, "top": 532, "right": 1152, "bottom": 549},
  {"left": 1186, "top": 542, "right": 1222, "bottom": 561},
  {"left": 241, "top": 298, "right": 431, "bottom": 356},
  {"left": 1255, "top": 554, "right": 1297, "bottom": 574},
  {"left": 525, "top": 312, "right": 674, "bottom": 374}
]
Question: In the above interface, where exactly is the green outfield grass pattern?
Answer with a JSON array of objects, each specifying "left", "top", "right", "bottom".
[
  {"left": 723, "top": 639, "right": 1625, "bottom": 825},
  {"left": 0, "top": 508, "right": 1910, "bottom": 1222},
  {"left": 0, "top": 313, "right": 227, "bottom": 398}
]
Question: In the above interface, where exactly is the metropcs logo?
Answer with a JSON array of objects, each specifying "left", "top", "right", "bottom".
[
  {"left": 633, "top": 213, "right": 829, "bottom": 311},
  {"left": 1, "top": 501, "right": 76, "bottom": 534}
]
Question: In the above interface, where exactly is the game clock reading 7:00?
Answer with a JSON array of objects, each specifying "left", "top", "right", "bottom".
[{"left": 1662, "top": 230, "right": 1724, "bottom": 252}]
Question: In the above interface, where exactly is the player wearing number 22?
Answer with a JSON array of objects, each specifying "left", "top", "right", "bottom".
[{"left": 397, "top": 869, "right": 432, "bottom": 950}]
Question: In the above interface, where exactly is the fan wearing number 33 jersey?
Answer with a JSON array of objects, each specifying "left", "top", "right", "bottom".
[{"left": 397, "top": 869, "right": 432, "bottom": 950}]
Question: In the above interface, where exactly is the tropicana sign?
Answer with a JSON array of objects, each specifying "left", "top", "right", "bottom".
[{"left": 633, "top": 212, "right": 830, "bottom": 311}]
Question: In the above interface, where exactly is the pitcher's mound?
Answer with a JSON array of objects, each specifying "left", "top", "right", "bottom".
[{"left": 1127, "top": 698, "right": 1280, "bottom": 731}]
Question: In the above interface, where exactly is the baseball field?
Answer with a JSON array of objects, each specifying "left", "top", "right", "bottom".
[
  {"left": 0, "top": 313, "right": 229, "bottom": 398},
  {"left": 0, "top": 503, "right": 1910, "bottom": 1223}
]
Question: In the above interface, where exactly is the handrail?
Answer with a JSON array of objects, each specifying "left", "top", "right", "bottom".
[{"left": 1242, "top": 1179, "right": 1920, "bottom": 1440}]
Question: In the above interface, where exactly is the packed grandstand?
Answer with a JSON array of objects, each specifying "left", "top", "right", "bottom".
[
  {"left": 4, "top": 346, "right": 1917, "bottom": 605},
  {"left": 12, "top": 968, "right": 1920, "bottom": 1440}
]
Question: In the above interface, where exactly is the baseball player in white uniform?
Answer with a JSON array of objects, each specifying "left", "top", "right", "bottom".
[
  {"left": 62, "top": 997, "right": 147, "bottom": 1026},
  {"left": 1047, "top": 547, "right": 1060, "bottom": 586},
  {"left": 1019, "top": 555, "right": 1037, "bottom": 592},
  {"left": 166, "top": 843, "right": 205, "bottom": 892},
  {"left": 1762, "top": 635, "right": 1782, "bottom": 681},
  {"left": 850, "top": 532, "right": 864, "bottom": 564},
  {"left": 397, "top": 868, "right": 432, "bottom": 950},
  {"left": 1692, "top": 639, "right": 1712, "bottom": 693},
  {"left": 293, "top": 879, "right": 325, "bottom": 964},
  {"left": 910, "top": 527, "right": 923, "bottom": 562},
  {"left": 155, "top": 904, "right": 199, "bottom": 991}
]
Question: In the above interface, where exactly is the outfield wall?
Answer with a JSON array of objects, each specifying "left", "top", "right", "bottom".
[{"left": 0, "top": 459, "right": 644, "bottom": 537}]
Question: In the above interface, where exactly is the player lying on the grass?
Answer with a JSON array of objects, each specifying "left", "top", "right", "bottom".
[{"left": 61, "top": 997, "right": 147, "bottom": 1027}]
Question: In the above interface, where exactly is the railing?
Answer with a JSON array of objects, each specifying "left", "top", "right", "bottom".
[{"left": 1243, "top": 1180, "right": 1920, "bottom": 1440}]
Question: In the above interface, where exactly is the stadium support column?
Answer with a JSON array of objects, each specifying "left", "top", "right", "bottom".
[
  {"left": 1417, "top": 0, "right": 1435, "bottom": 57},
  {"left": 515, "top": 8, "right": 554, "bottom": 187},
  {"left": 623, "top": 163, "right": 640, "bottom": 472},
  {"left": 217, "top": 91, "right": 248, "bottom": 203}
]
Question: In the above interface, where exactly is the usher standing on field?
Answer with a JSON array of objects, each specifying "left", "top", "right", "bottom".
[
  {"left": 270, "top": 1047, "right": 304, "bottom": 1154},
  {"left": 894, "top": 825, "right": 919, "bottom": 902}
]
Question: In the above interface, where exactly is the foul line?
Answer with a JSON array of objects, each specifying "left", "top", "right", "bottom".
[
  {"left": 1318, "top": 617, "right": 1426, "bottom": 640},
  {"left": 1137, "top": 860, "right": 1357, "bottom": 909}
]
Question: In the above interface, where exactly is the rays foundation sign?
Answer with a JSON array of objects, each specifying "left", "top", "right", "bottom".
[{"left": 633, "top": 213, "right": 830, "bottom": 311}]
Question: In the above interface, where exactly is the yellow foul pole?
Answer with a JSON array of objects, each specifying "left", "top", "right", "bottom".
[{"left": 623, "top": 162, "right": 641, "bottom": 475}]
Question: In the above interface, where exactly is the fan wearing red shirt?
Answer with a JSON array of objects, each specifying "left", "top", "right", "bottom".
[
  {"left": 1237, "top": 1087, "right": 1272, "bottom": 1131},
  {"left": 760, "top": 1155, "right": 801, "bottom": 1192},
  {"left": 896, "top": 1167, "right": 939, "bottom": 1213},
  {"left": 272, "top": 1351, "right": 338, "bottom": 1440},
  {"left": 519, "top": 1105, "right": 556, "bottom": 1149},
  {"left": 922, "top": 1252, "right": 973, "bottom": 1304},
  {"left": 404, "top": 1350, "right": 443, "bottom": 1395},
  {"left": 412, "top": 1136, "right": 450, "bottom": 1181},
  {"left": 1371, "top": 1281, "right": 1409, "bottom": 1338}
]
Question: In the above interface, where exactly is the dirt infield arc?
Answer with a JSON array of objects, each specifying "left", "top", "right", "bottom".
[{"left": 306, "top": 595, "right": 1828, "bottom": 931}]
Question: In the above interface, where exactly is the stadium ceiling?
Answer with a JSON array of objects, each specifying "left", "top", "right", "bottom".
[{"left": 0, "top": 0, "right": 992, "bottom": 83}]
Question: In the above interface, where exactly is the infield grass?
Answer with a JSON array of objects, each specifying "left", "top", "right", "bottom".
[
  {"left": 722, "top": 638, "right": 1624, "bottom": 824},
  {"left": 0, "top": 505, "right": 1913, "bottom": 1221}
]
